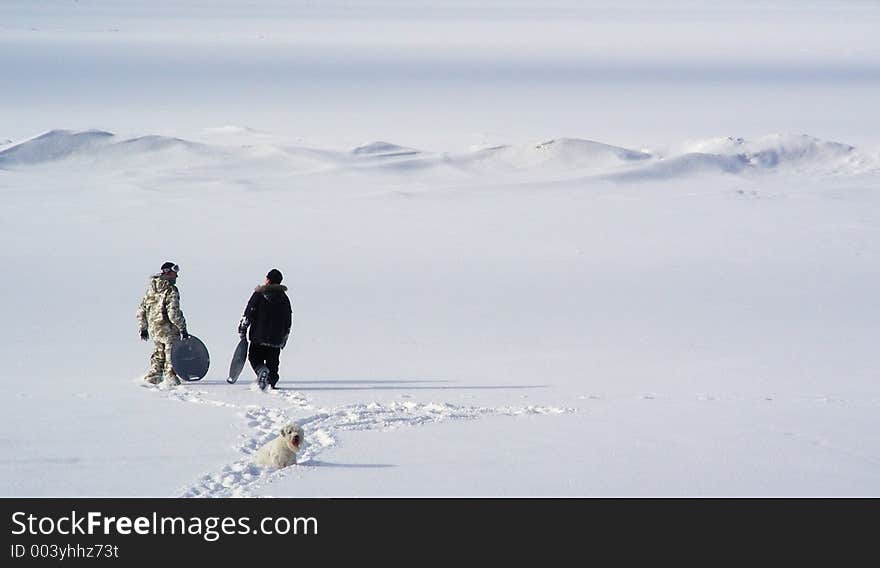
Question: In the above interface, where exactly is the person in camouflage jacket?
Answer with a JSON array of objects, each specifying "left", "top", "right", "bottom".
[{"left": 137, "top": 262, "right": 188, "bottom": 386}]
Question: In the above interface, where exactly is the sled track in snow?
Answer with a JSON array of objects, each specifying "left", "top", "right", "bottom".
[{"left": 141, "top": 381, "right": 570, "bottom": 497}]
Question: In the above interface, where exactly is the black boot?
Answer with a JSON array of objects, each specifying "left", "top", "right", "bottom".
[{"left": 257, "top": 366, "right": 270, "bottom": 391}]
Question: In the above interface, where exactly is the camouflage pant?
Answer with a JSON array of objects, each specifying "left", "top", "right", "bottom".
[{"left": 147, "top": 337, "right": 178, "bottom": 379}]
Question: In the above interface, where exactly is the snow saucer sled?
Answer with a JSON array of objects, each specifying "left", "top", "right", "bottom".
[
  {"left": 171, "top": 335, "right": 210, "bottom": 381},
  {"left": 227, "top": 337, "right": 248, "bottom": 384}
]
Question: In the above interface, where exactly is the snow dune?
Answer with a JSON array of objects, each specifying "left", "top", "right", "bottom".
[
  {"left": 352, "top": 141, "right": 421, "bottom": 158},
  {"left": 453, "top": 137, "right": 651, "bottom": 177},
  {"left": 0, "top": 129, "right": 115, "bottom": 165},
  {"left": 2, "top": 129, "right": 875, "bottom": 180},
  {"left": 0, "top": 129, "right": 213, "bottom": 168},
  {"left": 605, "top": 153, "right": 750, "bottom": 182}
]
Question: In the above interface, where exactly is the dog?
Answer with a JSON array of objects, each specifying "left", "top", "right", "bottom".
[{"left": 253, "top": 424, "right": 304, "bottom": 468}]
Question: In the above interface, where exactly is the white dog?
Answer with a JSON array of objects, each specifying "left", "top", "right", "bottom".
[{"left": 253, "top": 424, "right": 304, "bottom": 468}]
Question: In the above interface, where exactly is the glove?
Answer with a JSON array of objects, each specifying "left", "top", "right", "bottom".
[
  {"left": 140, "top": 329, "right": 149, "bottom": 341},
  {"left": 180, "top": 329, "right": 189, "bottom": 340},
  {"left": 238, "top": 317, "right": 249, "bottom": 338}
]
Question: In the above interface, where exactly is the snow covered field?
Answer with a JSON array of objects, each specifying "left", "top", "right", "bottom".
[{"left": 2, "top": 1, "right": 880, "bottom": 497}]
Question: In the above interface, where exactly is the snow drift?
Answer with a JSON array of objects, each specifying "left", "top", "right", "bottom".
[
  {"left": 2, "top": 130, "right": 874, "bottom": 181},
  {"left": 0, "top": 129, "right": 115, "bottom": 166}
]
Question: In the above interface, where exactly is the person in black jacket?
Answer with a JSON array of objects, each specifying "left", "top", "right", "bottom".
[{"left": 238, "top": 268, "right": 292, "bottom": 390}]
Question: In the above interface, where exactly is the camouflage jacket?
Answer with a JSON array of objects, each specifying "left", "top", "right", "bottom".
[{"left": 136, "top": 276, "right": 187, "bottom": 341}]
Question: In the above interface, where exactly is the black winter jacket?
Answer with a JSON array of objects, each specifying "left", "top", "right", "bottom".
[{"left": 241, "top": 284, "right": 292, "bottom": 348}]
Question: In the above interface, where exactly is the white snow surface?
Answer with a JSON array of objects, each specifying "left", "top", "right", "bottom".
[{"left": 2, "top": 1, "right": 880, "bottom": 497}]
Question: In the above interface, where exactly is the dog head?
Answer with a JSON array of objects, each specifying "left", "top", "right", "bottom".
[{"left": 280, "top": 424, "right": 304, "bottom": 452}]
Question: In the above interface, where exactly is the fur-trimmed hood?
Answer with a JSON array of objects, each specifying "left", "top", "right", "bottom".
[{"left": 255, "top": 283, "right": 288, "bottom": 294}]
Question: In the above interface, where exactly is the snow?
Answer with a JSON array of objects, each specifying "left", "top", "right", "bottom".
[{"left": 1, "top": 1, "right": 880, "bottom": 497}]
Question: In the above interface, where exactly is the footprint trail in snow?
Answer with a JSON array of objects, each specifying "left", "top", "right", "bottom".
[{"left": 140, "top": 380, "right": 570, "bottom": 497}]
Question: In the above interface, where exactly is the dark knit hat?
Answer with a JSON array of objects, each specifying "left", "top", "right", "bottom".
[
  {"left": 266, "top": 268, "right": 283, "bottom": 284},
  {"left": 161, "top": 262, "right": 179, "bottom": 274}
]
